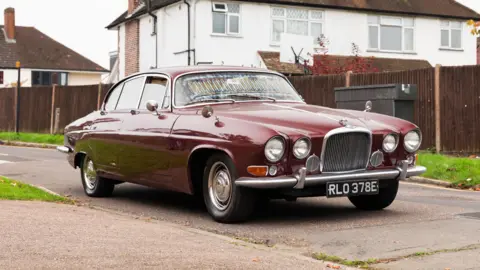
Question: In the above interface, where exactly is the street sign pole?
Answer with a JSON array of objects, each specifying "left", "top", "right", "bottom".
[{"left": 15, "top": 61, "right": 21, "bottom": 133}]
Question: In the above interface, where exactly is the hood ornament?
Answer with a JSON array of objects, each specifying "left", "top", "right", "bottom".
[{"left": 339, "top": 118, "right": 355, "bottom": 129}]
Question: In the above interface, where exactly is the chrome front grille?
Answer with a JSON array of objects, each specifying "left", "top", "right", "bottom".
[{"left": 321, "top": 131, "right": 371, "bottom": 173}]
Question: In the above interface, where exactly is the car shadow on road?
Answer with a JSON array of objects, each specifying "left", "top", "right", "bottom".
[{"left": 90, "top": 183, "right": 407, "bottom": 224}]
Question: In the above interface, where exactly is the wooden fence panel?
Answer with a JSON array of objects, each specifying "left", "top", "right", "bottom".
[
  {"left": 288, "top": 74, "right": 346, "bottom": 107},
  {"left": 18, "top": 86, "right": 53, "bottom": 133},
  {"left": 350, "top": 68, "right": 436, "bottom": 150},
  {"left": 0, "top": 88, "right": 15, "bottom": 132},
  {"left": 55, "top": 85, "right": 100, "bottom": 133},
  {"left": 440, "top": 66, "right": 480, "bottom": 154}
]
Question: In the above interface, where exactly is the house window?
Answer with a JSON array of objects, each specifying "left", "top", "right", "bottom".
[
  {"left": 212, "top": 2, "right": 240, "bottom": 35},
  {"left": 368, "top": 15, "right": 415, "bottom": 52},
  {"left": 440, "top": 20, "right": 462, "bottom": 49},
  {"left": 271, "top": 7, "right": 324, "bottom": 44},
  {"left": 0, "top": 71, "right": 3, "bottom": 85},
  {"left": 32, "top": 71, "right": 68, "bottom": 86}
]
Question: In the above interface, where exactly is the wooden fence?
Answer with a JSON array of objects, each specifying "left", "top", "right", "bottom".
[
  {"left": 0, "top": 84, "right": 112, "bottom": 134},
  {"left": 0, "top": 65, "right": 479, "bottom": 153},
  {"left": 288, "top": 65, "right": 480, "bottom": 154}
]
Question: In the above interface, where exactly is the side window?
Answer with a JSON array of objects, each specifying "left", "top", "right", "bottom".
[
  {"left": 138, "top": 77, "right": 169, "bottom": 110},
  {"left": 104, "top": 82, "right": 124, "bottom": 111},
  {"left": 115, "top": 76, "right": 145, "bottom": 110}
]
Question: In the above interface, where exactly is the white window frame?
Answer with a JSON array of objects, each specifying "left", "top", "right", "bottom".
[
  {"left": 212, "top": 2, "right": 241, "bottom": 36},
  {"left": 270, "top": 6, "right": 325, "bottom": 45},
  {"left": 367, "top": 15, "right": 416, "bottom": 53},
  {"left": 440, "top": 20, "right": 463, "bottom": 50}
]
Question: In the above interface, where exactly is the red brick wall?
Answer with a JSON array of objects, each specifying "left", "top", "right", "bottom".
[{"left": 125, "top": 20, "right": 140, "bottom": 76}]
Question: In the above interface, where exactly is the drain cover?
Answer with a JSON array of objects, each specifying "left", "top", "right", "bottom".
[{"left": 458, "top": 212, "right": 480, "bottom": 220}]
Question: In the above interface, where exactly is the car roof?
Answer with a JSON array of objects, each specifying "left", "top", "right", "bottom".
[{"left": 130, "top": 65, "right": 282, "bottom": 79}]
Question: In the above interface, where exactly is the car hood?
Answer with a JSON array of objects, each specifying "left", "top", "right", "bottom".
[{"left": 211, "top": 102, "right": 413, "bottom": 137}]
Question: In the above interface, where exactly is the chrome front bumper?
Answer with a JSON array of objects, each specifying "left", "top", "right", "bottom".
[
  {"left": 57, "top": 146, "right": 73, "bottom": 154},
  {"left": 235, "top": 161, "right": 426, "bottom": 189}
]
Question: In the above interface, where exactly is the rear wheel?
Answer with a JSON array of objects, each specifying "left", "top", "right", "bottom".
[
  {"left": 348, "top": 180, "right": 399, "bottom": 210},
  {"left": 80, "top": 155, "right": 115, "bottom": 197},
  {"left": 203, "top": 153, "right": 256, "bottom": 223}
]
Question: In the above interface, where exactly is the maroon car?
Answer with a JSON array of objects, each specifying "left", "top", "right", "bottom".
[{"left": 58, "top": 66, "right": 426, "bottom": 223}]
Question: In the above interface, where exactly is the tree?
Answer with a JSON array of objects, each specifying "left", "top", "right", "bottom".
[
  {"left": 467, "top": 19, "right": 480, "bottom": 35},
  {"left": 303, "top": 35, "right": 379, "bottom": 75}
]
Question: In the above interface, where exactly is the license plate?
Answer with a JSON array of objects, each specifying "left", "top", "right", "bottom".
[{"left": 326, "top": 180, "right": 379, "bottom": 198}]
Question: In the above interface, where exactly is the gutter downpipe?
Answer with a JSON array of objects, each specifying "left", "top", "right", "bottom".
[
  {"left": 184, "top": 0, "right": 191, "bottom": 66},
  {"left": 146, "top": 0, "right": 158, "bottom": 68}
]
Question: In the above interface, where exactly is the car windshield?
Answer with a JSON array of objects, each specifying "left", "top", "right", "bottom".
[{"left": 174, "top": 72, "right": 303, "bottom": 106}]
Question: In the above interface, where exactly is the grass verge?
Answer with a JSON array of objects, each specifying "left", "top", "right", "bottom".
[
  {"left": 312, "top": 253, "right": 378, "bottom": 269},
  {"left": 0, "top": 132, "right": 63, "bottom": 146},
  {"left": 417, "top": 152, "right": 480, "bottom": 188},
  {"left": 0, "top": 177, "right": 72, "bottom": 203}
]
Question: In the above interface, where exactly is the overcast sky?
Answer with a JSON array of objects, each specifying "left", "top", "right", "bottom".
[
  {"left": 1, "top": 0, "right": 479, "bottom": 71},
  {"left": 0, "top": 0, "right": 127, "bottom": 70}
]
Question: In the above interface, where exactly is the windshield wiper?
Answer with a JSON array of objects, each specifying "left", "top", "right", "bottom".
[
  {"left": 225, "top": 94, "right": 276, "bottom": 102},
  {"left": 184, "top": 98, "right": 236, "bottom": 106}
]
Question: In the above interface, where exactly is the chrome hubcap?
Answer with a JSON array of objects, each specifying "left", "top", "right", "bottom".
[
  {"left": 208, "top": 162, "right": 232, "bottom": 211},
  {"left": 83, "top": 158, "right": 97, "bottom": 190}
]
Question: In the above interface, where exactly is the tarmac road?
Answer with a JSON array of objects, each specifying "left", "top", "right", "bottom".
[{"left": 1, "top": 145, "right": 480, "bottom": 269}]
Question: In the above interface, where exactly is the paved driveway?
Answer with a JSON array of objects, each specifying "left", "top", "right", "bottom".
[{"left": 1, "top": 145, "right": 479, "bottom": 269}]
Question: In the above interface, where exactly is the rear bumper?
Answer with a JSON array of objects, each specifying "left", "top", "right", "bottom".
[{"left": 235, "top": 161, "right": 426, "bottom": 189}]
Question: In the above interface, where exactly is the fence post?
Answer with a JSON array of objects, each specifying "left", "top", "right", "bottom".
[
  {"left": 53, "top": 108, "right": 61, "bottom": 134},
  {"left": 50, "top": 84, "right": 56, "bottom": 134},
  {"left": 345, "top": 71, "right": 353, "bottom": 87},
  {"left": 97, "top": 84, "right": 102, "bottom": 110},
  {"left": 434, "top": 64, "right": 441, "bottom": 153}
]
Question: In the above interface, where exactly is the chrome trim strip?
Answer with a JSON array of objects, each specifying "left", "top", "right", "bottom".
[
  {"left": 319, "top": 126, "right": 372, "bottom": 173},
  {"left": 171, "top": 69, "right": 306, "bottom": 109},
  {"left": 56, "top": 146, "right": 72, "bottom": 154},
  {"left": 235, "top": 165, "right": 427, "bottom": 189}
]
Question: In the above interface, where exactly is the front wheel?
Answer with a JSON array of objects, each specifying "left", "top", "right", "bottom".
[
  {"left": 203, "top": 153, "right": 256, "bottom": 223},
  {"left": 80, "top": 155, "right": 115, "bottom": 197},
  {"left": 348, "top": 180, "right": 399, "bottom": 210}
]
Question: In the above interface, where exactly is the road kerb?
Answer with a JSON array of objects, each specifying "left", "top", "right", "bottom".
[
  {"left": 0, "top": 140, "right": 58, "bottom": 149},
  {"left": 402, "top": 176, "right": 452, "bottom": 188}
]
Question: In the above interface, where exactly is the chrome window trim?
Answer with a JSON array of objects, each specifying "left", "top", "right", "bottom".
[
  {"left": 114, "top": 74, "right": 147, "bottom": 110},
  {"left": 102, "top": 72, "right": 172, "bottom": 111},
  {"left": 171, "top": 69, "right": 306, "bottom": 109},
  {"left": 136, "top": 74, "right": 172, "bottom": 111},
  {"left": 319, "top": 126, "right": 373, "bottom": 174}
]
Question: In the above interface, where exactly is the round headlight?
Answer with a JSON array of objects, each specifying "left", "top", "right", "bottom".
[
  {"left": 382, "top": 134, "right": 398, "bottom": 153},
  {"left": 404, "top": 130, "right": 422, "bottom": 153},
  {"left": 264, "top": 137, "right": 285, "bottom": 162},
  {"left": 293, "top": 138, "right": 311, "bottom": 159}
]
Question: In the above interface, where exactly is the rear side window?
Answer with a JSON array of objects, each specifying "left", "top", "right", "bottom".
[
  {"left": 104, "top": 82, "right": 124, "bottom": 111},
  {"left": 138, "top": 77, "right": 168, "bottom": 110},
  {"left": 116, "top": 77, "right": 145, "bottom": 110}
]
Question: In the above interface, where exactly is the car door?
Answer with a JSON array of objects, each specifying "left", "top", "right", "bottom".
[
  {"left": 87, "top": 81, "right": 125, "bottom": 179},
  {"left": 116, "top": 74, "right": 180, "bottom": 190}
]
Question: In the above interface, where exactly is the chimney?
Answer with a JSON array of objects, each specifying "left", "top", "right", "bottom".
[
  {"left": 3, "top": 7, "right": 15, "bottom": 41},
  {"left": 128, "top": 0, "right": 141, "bottom": 15}
]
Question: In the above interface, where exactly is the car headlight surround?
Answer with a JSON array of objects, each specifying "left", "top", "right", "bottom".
[
  {"left": 382, "top": 133, "right": 399, "bottom": 153},
  {"left": 264, "top": 136, "right": 285, "bottom": 163},
  {"left": 404, "top": 129, "right": 422, "bottom": 153},
  {"left": 293, "top": 137, "right": 311, "bottom": 159}
]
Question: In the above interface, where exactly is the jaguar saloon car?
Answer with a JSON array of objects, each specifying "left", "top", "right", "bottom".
[{"left": 58, "top": 65, "right": 426, "bottom": 223}]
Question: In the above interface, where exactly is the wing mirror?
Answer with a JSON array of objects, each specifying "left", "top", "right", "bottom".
[
  {"left": 201, "top": 105, "right": 214, "bottom": 118},
  {"left": 146, "top": 100, "right": 160, "bottom": 115},
  {"left": 364, "top": 100, "right": 372, "bottom": 112}
]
